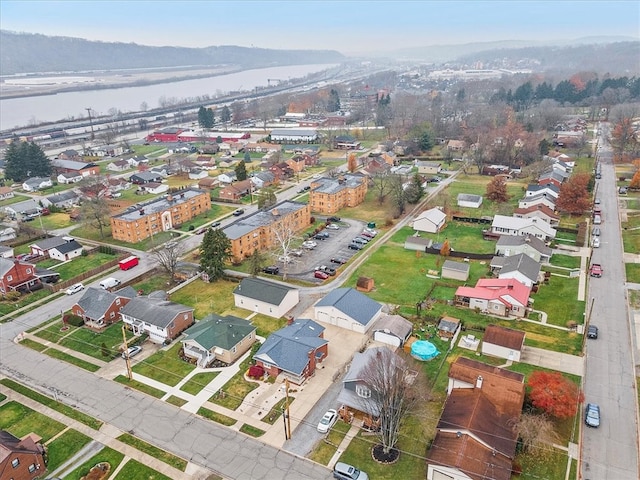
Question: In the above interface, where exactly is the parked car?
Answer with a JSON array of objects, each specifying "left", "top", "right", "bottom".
[
  {"left": 619, "top": 186, "right": 628, "bottom": 194},
  {"left": 333, "top": 462, "right": 369, "bottom": 480},
  {"left": 317, "top": 409, "right": 338, "bottom": 433},
  {"left": 589, "top": 263, "right": 603, "bottom": 278},
  {"left": 324, "top": 266, "right": 337, "bottom": 276},
  {"left": 587, "top": 325, "right": 599, "bottom": 339},
  {"left": 593, "top": 214, "right": 602, "bottom": 225},
  {"left": 326, "top": 224, "right": 340, "bottom": 230},
  {"left": 363, "top": 228, "right": 378, "bottom": 236},
  {"left": 122, "top": 345, "right": 142, "bottom": 360},
  {"left": 348, "top": 243, "right": 363, "bottom": 251},
  {"left": 592, "top": 227, "right": 601, "bottom": 237},
  {"left": 592, "top": 237, "right": 600, "bottom": 248},
  {"left": 331, "top": 257, "right": 347, "bottom": 264},
  {"left": 314, "top": 270, "right": 329, "bottom": 280},
  {"left": 263, "top": 266, "right": 279, "bottom": 275},
  {"left": 352, "top": 237, "right": 369, "bottom": 245},
  {"left": 314, "top": 233, "right": 328, "bottom": 241},
  {"left": 211, "top": 221, "right": 221, "bottom": 228},
  {"left": 232, "top": 208, "right": 245, "bottom": 216},
  {"left": 361, "top": 231, "right": 375, "bottom": 238},
  {"left": 278, "top": 256, "right": 292, "bottom": 264},
  {"left": 65, "top": 283, "right": 84, "bottom": 295},
  {"left": 195, "top": 227, "right": 208, "bottom": 234},
  {"left": 327, "top": 216, "right": 341, "bottom": 222},
  {"left": 302, "top": 240, "right": 317, "bottom": 249},
  {"left": 585, "top": 403, "right": 600, "bottom": 428},
  {"left": 290, "top": 249, "right": 303, "bottom": 257}
]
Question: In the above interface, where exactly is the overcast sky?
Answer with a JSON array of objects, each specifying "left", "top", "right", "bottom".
[{"left": 1, "top": 0, "right": 638, "bottom": 54}]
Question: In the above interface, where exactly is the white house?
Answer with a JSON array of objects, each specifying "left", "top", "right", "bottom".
[
  {"left": 412, "top": 207, "right": 447, "bottom": 233},
  {"left": 140, "top": 183, "right": 169, "bottom": 195},
  {"left": 270, "top": 128, "right": 318, "bottom": 143},
  {"left": 233, "top": 277, "right": 299, "bottom": 318},
  {"left": 491, "top": 215, "right": 556, "bottom": 241},
  {"left": 218, "top": 172, "right": 237, "bottom": 184},
  {"left": 517, "top": 193, "right": 556, "bottom": 211},
  {"left": 57, "top": 172, "right": 83, "bottom": 184},
  {"left": 414, "top": 160, "right": 442, "bottom": 175},
  {"left": 188, "top": 168, "right": 209, "bottom": 180},
  {"left": 48, "top": 239, "right": 84, "bottom": 261},
  {"left": 481, "top": 324, "right": 525, "bottom": 362},
  {"left": 22, "top": 177, "right": 52, "bottom": 192},
  {"left": 457, "top": 194, "right": 483, "bottom": 209},
  {"left": 314, "top": 287, "right": 382, "bottom": 334},
  {"left": 490, "top": 253, "right": 541, "bottom": 287}
]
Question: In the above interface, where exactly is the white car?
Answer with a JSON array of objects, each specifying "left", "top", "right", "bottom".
[
  {"left": 122, "top": 345, "right": 142, "bottom": 359},
  {"left": 592, "top": 237, "right": 600, "bottom": 248},
  {"left": 302, "top": 240, "right": 317, "bottom": 249},
  {"left": 66, "top": 283, "right": 84, "bottom": 295},
  {"left": 317, "top": 408, "right": 338, "bottom": 433},
  {"left": 326, "top": 224, "right": 340, "bottom": 230}
]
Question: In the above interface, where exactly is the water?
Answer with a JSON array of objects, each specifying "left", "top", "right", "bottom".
[{"left": 0, "top": 64, "right": 337, "bottom": 132}]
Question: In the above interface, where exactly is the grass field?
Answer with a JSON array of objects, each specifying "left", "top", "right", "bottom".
[
  {"left": 132, "top": 342, "right": 195, "bottom": 387},
  {"left": 117, "top": 433, "right": 187, "bottom": 471},
  {"left": 180, "top": 371, "right": 219, "bottom": 395},
  {"left": 65, "top": 446, "right": 124, "bottom": 480},
  {"left": 112, "top": 459, "right": 173, "bottom": 480},
  {"left": 0, "top": 400, "right": 65, "bottom": 442},
  {"left": 45, "top": 429, "right": 92, "bottom": 472}
]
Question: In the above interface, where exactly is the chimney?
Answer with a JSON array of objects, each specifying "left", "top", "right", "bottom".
[{"left": 476, "top": 375, "right": 483, "bottom": 389}]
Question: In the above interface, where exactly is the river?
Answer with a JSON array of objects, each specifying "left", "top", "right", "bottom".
[{"left": 0, "top": 64, "right": 338, "bottom": 132}]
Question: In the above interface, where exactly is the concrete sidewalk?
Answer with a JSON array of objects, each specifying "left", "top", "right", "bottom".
[{"left": 520, "top": 346, "right": 584, "bottom": 376}]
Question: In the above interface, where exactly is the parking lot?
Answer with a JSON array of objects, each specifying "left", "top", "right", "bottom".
[{"left": 271, "top": 219, "right": 368, "bottom": 283}]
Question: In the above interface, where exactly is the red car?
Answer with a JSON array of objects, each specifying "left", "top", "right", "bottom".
[{"left": 314, "top": 270, "right": 329, "bottom": 280}]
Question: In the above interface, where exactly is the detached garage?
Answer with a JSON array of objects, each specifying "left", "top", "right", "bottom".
[
  {"left": 371, "top": 314, "right": 413, "bottom": 347},
  {"left": 314, "top": 288, "right": 382, "bottom": 334}
]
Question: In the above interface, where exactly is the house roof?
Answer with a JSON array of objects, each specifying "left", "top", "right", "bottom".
[
  {"left": 427, "top": 426, "right": 514, "bottom": 480},
  {"left": 50, "top": 239, "right": 83, "bottom": 255},
  {"left": 513, "top": 204, "right": 559, "bottom": 220},
  {"left": 113, "top": 188, "right": 205, "bottom": 221},
  {"left": 495, "top": 234, "right": 552, "bottom": 256},
  {"left": 76, "top": 287, "right": 131, "bottom": 321},
  {"left": 455, "top": 278, "right": 531, "bottom": 309},
  {"left": 457, "top": 193, "right": 483, "bottom": 203},
  {"left": 526, "top": 183, "right": 559, "bottom": 196},
  {"left": 4, "top": 198, "right": 41, "bottom": 214},
  {"left": 442, "top": 259, "right": 470, "bottom": 273},
  {"left": 23, "top": 176, "right": 51, "bottom": 186},
  {"left": 223, "top": 200, "right": 308, "bottom": 240},
  {"left": 483, "top": 324, "right": 525, "bottom": 351},
  {"left": 495, "top": 253, "right": 541, "bottom": 282},
  {"left": 52, "top": 159, "right": 96, "bottom": 170},
  {"left": 315, "top": 288, "right": 381, "bottom": 327},
  {"left": 31, "top": 236, "right": 74, "bottom": 252},
  {"left": 413, "top": 207, "right": 446, "bottom": 227},
  {"left": 371, "top": 314, "right": 413, "bottom": 340},
  {"left": 131, "top": 171, "right": 163, "bottom": 181},
  {"left": 46, "top": 190, "right": 79, "bottom": 204},
  {"left": 120, "top": 296, "right": 193, "bottom": 328},
  {"left": 0, "top": 258, "right": 30, "bottom": 277},
  {"left": 233, "top": 277, "right": 296, "bottom": 305},
  {"left": 438, "top": 316, "right": 460, "bottom": 333},
  {"left": 0, "top": 429, "right": 44, "bottom": 461},
  {"left": 404, "top": 236, "right": 432, "bottom": 248},
  {"left": 253, "top": 319, "right": 327, "bottom": 376},
  {"left": 182, "top": 314, "right": 255, "bottom": 351},
  {"left": 310, "top": 174, "right": 365, "bottom": 195}
]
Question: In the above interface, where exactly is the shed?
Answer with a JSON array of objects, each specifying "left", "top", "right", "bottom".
[
  {"left": 404, "top": 236, "right": 432, "bottom": 252},
  {"left": 371, "top": 314, "right": 413, "bottom": 347},
  {"left": 437, "top": 316, "right": 460, "bottom": 339},
  {"left": 441, "top": 260, "right": 470, "bottom": 281},
  {"left": 457, "top": 193, "right": 483, "bottom": 209},
  {"left": 412, "top": 207, "right": 447, "bottom": 233}
]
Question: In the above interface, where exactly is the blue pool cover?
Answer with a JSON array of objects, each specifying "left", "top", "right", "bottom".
[{"left": 411, "top": 340, "right": 439, "bottom": 361}]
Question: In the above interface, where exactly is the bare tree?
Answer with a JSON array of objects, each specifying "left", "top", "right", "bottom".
[
  {"left": 97, "top": 123, "right": 120, "bottom": 145},
  {"left": 359, "top": 348, "right": 424, "bottom": 460},
  {"left": 154, "top": 241, "right": 185, "bottom": 282},
  {"left": 511, "top": 413, "right": 559, "bottom": 459},
  {"left": 270, "top": 212, "right": 302, "bottom": 280},
  {"left": 80, "top": 197, "right": 111, "bottom": 239},
  {"left": 372, "top": 171, "right": 391, "bottom": 205},
  {"left": 388, "top": 174, "right": 406, "bottom": 218}
]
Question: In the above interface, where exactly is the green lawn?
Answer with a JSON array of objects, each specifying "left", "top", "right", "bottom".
[
  {"left": 49, "top": 252, "right": 119, "bottom": 280},
  {"left": 0, "top": 289, "right": 52, "bottom": 316},
  {"left": 132, "top": 342, "right": 195, "bottom": 387},
  {"left": 239, "top": 423, "right": 265, "bottom": 437},
  {"left": 180, "top": 371, "right": 220, "bottom": 395},
  {"left": 42, "top": 348, "right": 102, "bottom": 372},
  {"left": 117, "top": 433, "right": 187, "bottom": 471},
  {"left": 209, "top": 345, "right": 260, "bottom": 410},
  {"left": 112, "top": 459, "right": 173, "bottom": 480},
  {"left": 45, "top": 429, "right": 92, "bottom": 472},
  {"left": 39, "top": 212, "right": 74, "bottom": 230},
  {"left": 197, "top": 407, "right": 237, "bottom": 426},
  {"left": 622, "top": 212, "right": 640, "bottom": 253},
  {"left": 550, "top": 254, "right": 581, "bottom": 269},
  {"left": 260, "top": 397, "right": 294, "bottom": 425},
  {"left": 532, "top": 276, "right": 585, "bottom": 327},
  {"left": 65, "top": 446, "right": 124, "bottom": 480},
  {"left": 625, "top": 263, "right": 640, "bottom": 284},
  {"left": 0, "top": 401, "right": 65, "bottom": 442},
  {"left": 113, "top": 375, "right": 166, "bottom": 398},
  {"left": 169, "top": 278, "right": 239, "bottom": 318},
  {"left": 59, "top": 322, "right": 135, "bottom": 361},
  {"left": 309, "top": 421, "right": 351, "bottom": 465}
]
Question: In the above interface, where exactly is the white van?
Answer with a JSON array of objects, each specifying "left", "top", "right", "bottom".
[
  {"left": 99, "top": 277, "right": 122, "bottom": 290},
  {"left": 593, "top": 215, "right": 602, "bottom": 225}
]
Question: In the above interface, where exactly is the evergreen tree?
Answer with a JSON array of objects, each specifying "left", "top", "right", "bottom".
[
  {"left": 327, "top": 89, "right": 341, "bottom": 112},
  {"left": 244, "top": 151, "right": 252, "bottom": 163},
  {"left": 5, "top": 141, "right": 52, "bottom": 182},
  {"left": 200, "top": 228, "right": 232, "bottom": 280},
  {"left": 221, "top": 105, "right": 231, "bottom": 123},
  {"left": 235, "top": 160, "right": 248, "bottom": 181}
]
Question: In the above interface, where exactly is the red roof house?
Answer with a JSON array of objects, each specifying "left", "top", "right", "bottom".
[{"left": 454, "top": 278, "right": 531, "bottom": 318}]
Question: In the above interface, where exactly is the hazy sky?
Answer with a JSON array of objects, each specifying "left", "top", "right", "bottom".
[{"left": 1, "top": 0, "right": 638, "bottom": 54}]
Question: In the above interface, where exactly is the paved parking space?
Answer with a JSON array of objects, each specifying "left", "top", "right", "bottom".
[{"left": 280, "top": 219, "right": 367, "bottom": 283}]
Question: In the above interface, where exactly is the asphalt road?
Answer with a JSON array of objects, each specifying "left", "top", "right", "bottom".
[{"left": 581, "top": 123, "right": 639, "bottom": 480}]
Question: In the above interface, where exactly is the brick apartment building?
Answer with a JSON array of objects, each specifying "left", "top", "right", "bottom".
[{"left": 308, "top": 174, "right": 368, "bottom": 214}]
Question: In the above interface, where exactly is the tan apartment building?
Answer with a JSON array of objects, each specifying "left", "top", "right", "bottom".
[
  {"left": 110, "top": 188, "right": 211, "bottom": 243},
  {"left": 223, "top": 201, "right": 310, "bottom": 262},
  {"left": 308, "top": 174, "right": 367, "bottom": 214}
]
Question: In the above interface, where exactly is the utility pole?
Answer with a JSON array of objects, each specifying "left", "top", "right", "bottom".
[
  {"left": 285, "top": 378, "right": 292, "bottom": 439},
  {"left": 86, "top": 107, "right": 95, "bottom": 141},
  {"left": 122, "top": 325, "right": 132, "bottom": 380}
]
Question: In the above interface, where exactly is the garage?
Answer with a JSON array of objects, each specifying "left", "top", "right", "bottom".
[
  {"left": 337, "top": 316, "right": 353, "bottom": 330},
  {"left": 374, "top": 329, "right": 402, "bottom": 347}
]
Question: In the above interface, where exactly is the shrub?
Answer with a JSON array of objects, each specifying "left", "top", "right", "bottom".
[{"left": 64, "top": 314, "right": 84, "bottom": 327}]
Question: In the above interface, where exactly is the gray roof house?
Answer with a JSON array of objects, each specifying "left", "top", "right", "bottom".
[
  {"left": 120, "top": 296, "right": 195, "bottom": 343},
  {"left": 4, "top": 199, "right": 42, "bottom": 219},
  {"left": 404, "top": 235, "right": 433, "bottom": 252},
  {"left": 370, "top": 314, "right": 413, "bottom": 347},
  {"left": 490, "top": 215, "right": 556, "bottom": 241},
  {"left": 314, "top": 287, "right": 382, "bottom": 334},
  {"left": 181, "top": 314, "right": 256, "bottom": 367},
  {"left": 22, "top": 176, "right": 52, "bottom": 192},
  {"left": 233, "top": 277, "right": 299, "bottom": 318},
  {"left": 71, "top": 287, "right": 137, "bottom": 328},
  {"left": 43, "top": 190, "right": 80, "bottom": 209},
  {"left": 412, "top": 207, "right": 447, "bottom": 233},
  {"left": 490, "top": 253, "right": 541, "bottom": 287},
  {"left": 337, "top": 346, "right": 404, "bottom": 418},
  {"left": 495, "top": 234, "right": 552, "bottom": 263},
  {"left": 47, "top": 239, "right": 84, "bottom": 262},
  {"left": 253, "top": 319, "right": 328, "bottom": 384},
  {"left": 30, "top": 236, "right": 78, "bottom": 257},
  {"left": 457, "top": 193, "right": 483, "bottom": 209}
]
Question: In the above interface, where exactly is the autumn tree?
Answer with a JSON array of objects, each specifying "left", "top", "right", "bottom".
[
  {"left": 347, "top": 152, "right": 358, "bottom": 173},
  {"left": 200, "top": 228, "right": 232, "bottom": 281},
  {"left": 440, "top": 239, "right": 451, "bottom": 257},
  {"left": 629, "top": 170, "right": 640, "bottom": 190},
  {"left": 611, "top": 117, "right": 639, "bottom": 160},
  {"left": 486, "top": 176, "right": 509, "bottom": 202},
  {"left": 555, "top": 173, "right": 591, "bottom": 215},
  {"left": 527, "top": 371, "right": 584, "bottom": 419},
  {"left": 80, "top": 197, "right": 111, "bottom": 239},
  {"left": 154, "top": 241, "right": 185, "bottom": 282}
]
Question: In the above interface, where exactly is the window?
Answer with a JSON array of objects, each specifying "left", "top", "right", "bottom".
[
  {"left": 11, "top": 458, "right": 19, "bottom": 468},
  {"left": 109, "top": 311, "right": 115, "bottom": 318},
  {"left": 232, "top": 346, "right": 236, "bottom": 353},
  {"left": 6, "top": 275, "right": 12, "bottom": 281},
  {"left": 356, "top": 384, "right": 371, "bottom": 398},
  {"left": 28, "top": 464, "right": 37, "bottom": 473}
]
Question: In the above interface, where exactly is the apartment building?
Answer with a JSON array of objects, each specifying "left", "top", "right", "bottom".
[
  {"left": 308, "top": 174, "right": 367, "bottom": 214},
  {"left": 110, "top": 189, "right": 211, "bottom": 243}
]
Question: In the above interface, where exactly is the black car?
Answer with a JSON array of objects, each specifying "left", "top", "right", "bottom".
[
  {"left": 263, "top": 266, "right": 279, "bottom": 275},
  {"left": 587, "top": 325, "right": 598, "bottom": 339},
  {"left": 232, "top": 209, "right": 245, "bottom": 216},
  {"left": 327, "top": 216, "right": 341, "bottom": 222},
  {"left": 348, "top": 243, "right": 362, "bottom": 250},
  {"left": 211, "top": 221, "right": 221, "bottom": 228},
  {"left": 331, "top": 257, "right": 347, "bottom": 264},
  {"left": 314, "top": 232, "right": 330, "bottom": 240}
]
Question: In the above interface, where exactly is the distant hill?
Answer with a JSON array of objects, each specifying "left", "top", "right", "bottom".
[{"left": 0, "top": 31, "right": 346, "bottom": 75}]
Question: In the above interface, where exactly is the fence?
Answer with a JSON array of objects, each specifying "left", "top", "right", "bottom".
[
  {"left": 424, "top": 247, "right": 494, "bottom": 260},
  {"left": 452, "top": 215, "right": 493, "bottom": 224}
]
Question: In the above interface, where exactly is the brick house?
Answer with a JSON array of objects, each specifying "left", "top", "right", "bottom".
[
  {"left": 219, "top": 179, "right": 253, "bottom": 201},
  {"left": 120, "top": 296, "right": 195, "bottom": 343},
  {"left": 72, "top": 286, "right": 137, "bottom": 328},
  {"left": 0, "top": 258, "right": 40, "bottom": 294},
  {"left": 0, "top": 430, "right": 46, "bottom": 480}
]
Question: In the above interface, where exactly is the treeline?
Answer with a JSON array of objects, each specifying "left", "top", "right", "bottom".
[{"left": 491, "top": 75, "right": 640, "bottom": 110}]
